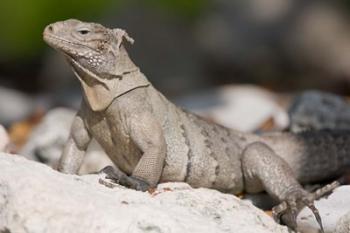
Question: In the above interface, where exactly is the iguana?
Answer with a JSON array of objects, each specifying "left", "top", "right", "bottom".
[{"left": 43, "top": 19, "right": 349, "bottom": 232}]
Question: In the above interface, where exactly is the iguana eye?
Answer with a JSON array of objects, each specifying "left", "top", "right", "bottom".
[{"left": 78, "top": 29, "right": 90, "bottom": 35}]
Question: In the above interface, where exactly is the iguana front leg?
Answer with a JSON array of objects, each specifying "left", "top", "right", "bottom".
[
  {"left": 241, "top": 142, "right": 333, "bottom": 232},
  {"left": 58, "top": 112, "right": 91, "bottom": 173},
  {"left": 102, "top": 111, "right": 166, "bottom": 191}
]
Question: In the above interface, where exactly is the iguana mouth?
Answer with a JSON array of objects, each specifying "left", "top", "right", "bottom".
[{"left": 43, "top": 33, "right": 100, "bottom": 55}]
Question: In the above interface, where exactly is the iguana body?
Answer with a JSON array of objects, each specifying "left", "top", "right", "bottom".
[
  {"left": 73, "top": 85, "right": 349, "bottom": 193},
  {"left": 43, "top": 19, "right": 350, "bottom": 231}
]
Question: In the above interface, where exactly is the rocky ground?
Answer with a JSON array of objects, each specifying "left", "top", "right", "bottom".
[
  {"left": 0, "top": 153, "right": 349, "bottom": 233},
  {"left": 0, "top": 86, "right": 350, "bottom": 232},
  {"left": 0, "top": 153, "right": 289, "bottom": 233}
]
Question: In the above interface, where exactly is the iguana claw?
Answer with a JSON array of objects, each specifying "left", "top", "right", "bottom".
[
  {"left": 99, "top": 166, "right": 150, "bottom": 191},
  {"left": 272, "top": 181, "right": 340, "bottom": 232}
]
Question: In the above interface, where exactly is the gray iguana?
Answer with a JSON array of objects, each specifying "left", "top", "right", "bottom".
[{"left": 43, "top": 19, "right": 350, "bottom": 232}]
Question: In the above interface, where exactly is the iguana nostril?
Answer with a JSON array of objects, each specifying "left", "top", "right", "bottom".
[{"left": 46, "top": 25, "right": 54, "bottom": 33}]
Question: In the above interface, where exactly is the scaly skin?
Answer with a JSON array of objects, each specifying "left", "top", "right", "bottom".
[{"left": 43, "top": 19, "right": 350, "bottom": 231}]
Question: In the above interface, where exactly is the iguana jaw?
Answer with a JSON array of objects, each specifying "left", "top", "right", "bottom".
[
  {"left": 43, "top": 27, "right": 107, "bottom": 73},
  {"left": 43, "top": 31, "right": 109, "bottom": 87}
]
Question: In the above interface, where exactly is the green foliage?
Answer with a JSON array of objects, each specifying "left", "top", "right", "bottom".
[
  {"left": 146, "top": 0, "right": 208, "bottom": 17},
  {"left": 0, "top": 0, "right": 208, "bottom": 60},
  {"left": 0, "top": 0, "right": 117, "bottom": 60}
]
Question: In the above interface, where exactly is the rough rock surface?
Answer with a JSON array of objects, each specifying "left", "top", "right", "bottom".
[
  {"left": 297, "top": 185, "right": 350, "bottom": 233},
  {"left": 0, "top": 153, "right": 289, "bottom": 233},
  {"left": 335, "top": 211, "right": 350, "bottom": 233},
  {"left": 20, "top": 108, "right": 112, "bottom": 173}
]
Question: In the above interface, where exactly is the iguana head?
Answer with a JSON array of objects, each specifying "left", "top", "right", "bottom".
[
  {"left": 43, "top": 19, "right": 149, "bottom": 111},
  {"left": 43, "top": 19, "right": 135, "bottom": 78}
]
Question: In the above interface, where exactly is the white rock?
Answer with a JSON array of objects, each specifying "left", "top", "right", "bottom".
[
  {"left": 175, "top": 85, "right": 289, "bottom": 132},
  {"left": 0, "top": 86, "right": 34, "bottom": 126},
  {"left": 20, "top": 107, "right": 112, "bottom": 173},
  {"left": 0, "top": 153, "right": 289, "bottom": 233},
  {"left": 0, "top": 125, "right": 10, "bottom": 152},
  {"left": 335, "top": 211, "right": 350, "bottom": 233},
  {"left": 20, "top": 107, "right": 76, "bottom": 162},
  {"left": 297, "top": 185, "right": 350, "bottom": 233}
]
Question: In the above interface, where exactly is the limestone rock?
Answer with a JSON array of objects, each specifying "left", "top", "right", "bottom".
[
  {"left": 335, "top": 211, "right": 350, "bottom": 233},
  {"left": 0, "top": 153, "right": 289, "bottom": 233}
]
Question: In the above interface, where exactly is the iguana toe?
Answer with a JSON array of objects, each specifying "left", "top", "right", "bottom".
[
  {"left": 272, "top": 181, "right": 339, "bottom": 232},
  {"left": 99, "top": 165, "right": 150, "bottom": 191}
]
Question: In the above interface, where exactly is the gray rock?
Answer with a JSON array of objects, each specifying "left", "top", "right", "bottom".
[
  {"left": 0, "top": 153, "right": 289, "bottom": 233},
  {"left": 288, "top": 90, "right": 350, "bottom": 132},
  {"left": 20, "top": 107, "right": 112, "bottom": 174},
  {"left": 0, "top": 86, "right": 34, "bottom": 126},
  {"left": 335, "top": 211, "right": 350, "bottom": 233},
  {"left": 297, "top": 185, "right": 350, "bottom": 233}
]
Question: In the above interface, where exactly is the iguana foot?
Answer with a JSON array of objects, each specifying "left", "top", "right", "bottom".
[
  {"left": 99, "top": 166, "right": 150, "bottom": 191},
  {"left": 272, "top": 181, "right": 340, "bottom": 232},
  {"left": 98, "top": 177, "right": 120, "bottom": 189}
]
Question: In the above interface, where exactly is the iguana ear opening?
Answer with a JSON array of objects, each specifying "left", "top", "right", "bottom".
[{"left": 112, "top": 29, "right": 134, "bottom": 48}]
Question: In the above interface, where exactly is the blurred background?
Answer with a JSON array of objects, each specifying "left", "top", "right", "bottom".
[
  {"left": 3, "top": 0, "right": 350, "bottom": 148},
  {"left": 2, "top": 0, "right": 350, "bottom": 218}
]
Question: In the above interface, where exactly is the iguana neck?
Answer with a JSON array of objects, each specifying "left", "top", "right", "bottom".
[
  {"left": 113, "top": 45, "right": 137, "bottom": 75},
  {"left": 69, "top": 47, "right": 150, "bottom": 111}
]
